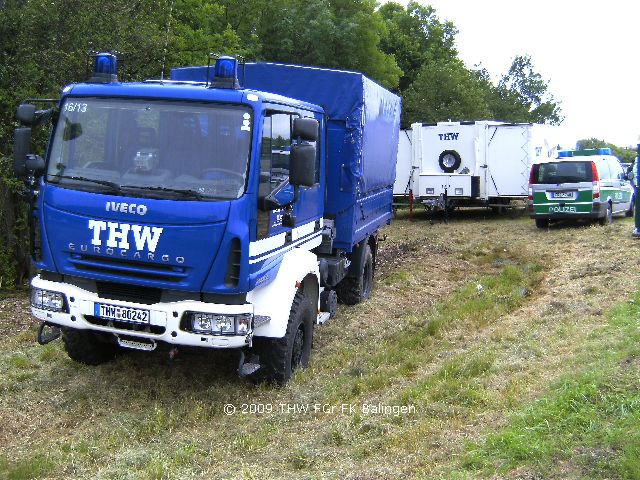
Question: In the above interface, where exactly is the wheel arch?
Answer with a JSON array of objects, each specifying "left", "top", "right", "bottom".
[{"left": 248, "top": 248, "right": 320, "bottom": 339}]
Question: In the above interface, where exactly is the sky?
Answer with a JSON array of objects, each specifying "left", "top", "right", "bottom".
[{"left": 389, "top": 0, "right": 640, "bottom": 150}]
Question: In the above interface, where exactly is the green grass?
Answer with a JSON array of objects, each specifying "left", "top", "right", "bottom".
[
  {"left": 0, "top": 454, "right": 55, "bottom": 480},
  {"left": 317, "top": 262, "right": 541, "bottom": 406},
  {"left": 1, "top": 214, "right": 638, "bottom": 479},
  {"left": 461, "top": 290, "right": 640, "bottom": 479}
]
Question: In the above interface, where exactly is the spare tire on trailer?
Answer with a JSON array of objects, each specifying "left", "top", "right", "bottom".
[{"left": 438, "top": 150, "right": 461, "bottom": 173}]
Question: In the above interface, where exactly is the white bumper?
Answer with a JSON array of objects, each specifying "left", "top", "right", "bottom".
[{"left": 30, "top": 276, "right": 253, "bottom": 349}]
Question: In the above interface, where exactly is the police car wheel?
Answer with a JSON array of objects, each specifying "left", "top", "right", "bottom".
[
  {"left": 625, "top": 196, "right": 635, "bottom": 217},
  {"left": 535, "top": 219, "right": 549, "bottom": 229},
  {"left": 598, "top": 203, "right": 613, "bottom": 226},
  {"left": 438, "top": 150, "right": 461, "bottom": 173}
]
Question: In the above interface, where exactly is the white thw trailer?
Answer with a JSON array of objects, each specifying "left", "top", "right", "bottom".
[{"left": 394, "top": 121, "right": 558, "bottom": 210}]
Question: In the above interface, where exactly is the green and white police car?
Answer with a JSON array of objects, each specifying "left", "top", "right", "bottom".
[{"left": 528, "top": 148, "right": 635, "bottom": 228}]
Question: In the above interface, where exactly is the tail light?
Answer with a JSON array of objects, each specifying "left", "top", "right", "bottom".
[
  {"left": 528, "top": 165, "right": 538, "bottom": 200},
  {"left": 591, "top": 161, "right": 600, "bottom": 199}
]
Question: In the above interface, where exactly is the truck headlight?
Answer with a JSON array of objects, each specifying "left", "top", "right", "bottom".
[
  {"left": 188, "top": 312, "right": 252, "bottom": 335},
  {"left": 31, "top": 288, "right": 66, "bottom": 312}
]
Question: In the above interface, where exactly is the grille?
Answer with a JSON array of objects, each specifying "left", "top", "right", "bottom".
[
  {"left": 97, "top": 281, "right": 162, "bottom": 305},
  {"left": 68, "top": 254, "right": 187, "bottom": 283}
]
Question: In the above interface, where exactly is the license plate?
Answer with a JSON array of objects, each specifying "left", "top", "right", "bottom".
[
  {"left": 94, "top": 303, "right": 150, "bottom": 324},
  {"left": 552, "top": 191, "right": 574, "bottom": 199}
]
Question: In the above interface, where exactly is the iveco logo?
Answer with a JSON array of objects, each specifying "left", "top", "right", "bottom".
[{"left": 106, "top": 201, "right": 148, "bottom": 215}]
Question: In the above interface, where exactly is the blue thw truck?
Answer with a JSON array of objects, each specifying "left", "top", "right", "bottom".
[{"left": 13, "top": 54, "right": 401, "bottom": 383}]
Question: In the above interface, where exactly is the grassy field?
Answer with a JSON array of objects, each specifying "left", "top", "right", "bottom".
[{"left": 1, "top": 209, "right": 639, "bottom": 479}]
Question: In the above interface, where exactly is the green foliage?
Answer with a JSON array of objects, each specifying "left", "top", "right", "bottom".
[
  {"left": 379, "top": 1, "right": 458, "bottom": 91},
  {"left": 0, "top": 0, "right": 568, "bottom": 287},
  {"left": 403, "top": 56, "right": 492, "bottom": 126},
  {"left": 489, "top": 54, "right": 563, "bottom": 125},
  {"left": 253, "top": 0, "right": 401, "bottom": 88}
]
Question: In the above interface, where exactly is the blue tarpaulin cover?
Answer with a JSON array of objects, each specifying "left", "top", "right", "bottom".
[{"left": 172, "top": 62, "right": 401, "bottom": 250}]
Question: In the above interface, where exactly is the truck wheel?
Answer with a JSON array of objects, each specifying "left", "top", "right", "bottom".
[
  {"left": 535, "top": 219, "right": 549, "bottom": 229},
  {"left": 61, "top": 327, "right": 117, "bottom": 365},
  {"left": 336, "top": 243, "right": 374, "bottom": 305},
  {"left": 254, "top": 290, "right": 314, "bottom": 384},
  {"left": 625, "top": 196, "right": 635, "bottom": 217},
  {"left": 598, "top": 203, "right": 613, "bottom": 225}
]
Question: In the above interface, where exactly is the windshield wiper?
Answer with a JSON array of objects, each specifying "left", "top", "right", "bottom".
[
  {"left": 120, "top": 185, "right": 206, "bottom": 200},
  {"left": 49, "top": 175, "right": 121, "bottom": 192}
]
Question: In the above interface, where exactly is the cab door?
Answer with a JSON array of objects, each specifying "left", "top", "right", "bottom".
[{"left": 256, "top": 109, "right": 322, "bottom": 242}]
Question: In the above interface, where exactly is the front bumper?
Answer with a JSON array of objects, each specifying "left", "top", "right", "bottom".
[{"left": 30, "top": 276, "right": 253, "bottom": 349}]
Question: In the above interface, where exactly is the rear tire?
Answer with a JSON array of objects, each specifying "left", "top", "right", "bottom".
[
  {"left": 253, "top": 290, "right": 314, "bottom": 385},
  {"left": 61, "top": 327, "right": 117, "bottom": 365},
  {"left": 335, "top": 243, "right": 374, "bottom": 305},
  {"left": 535, "top": 219, "right": 549, "bottom": 229},
  {"left": 598, "top": 203, "right": 613, "bottom": 225}
]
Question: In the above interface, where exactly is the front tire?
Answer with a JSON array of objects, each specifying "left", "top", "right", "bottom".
[
  {"left": 253, "top": 290, "right": 314, "bottom": 384},
  {"left": 61, "top": 327, "right": 117, "bottom": 365}
]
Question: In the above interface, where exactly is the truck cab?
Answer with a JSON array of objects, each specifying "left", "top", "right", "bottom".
[{"left": 14, "top": 54, "right": 401, "bottom": 383}]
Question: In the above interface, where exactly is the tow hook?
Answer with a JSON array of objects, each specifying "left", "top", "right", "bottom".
[
  {"left": 237, "top": 350, "right": 261, "bottom": 378},
  {"left": 37, "top": 322, "right": 61, "bottom": 345}
]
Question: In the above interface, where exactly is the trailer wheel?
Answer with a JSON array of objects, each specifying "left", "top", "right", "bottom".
[
  {"left": 253, "top": 289, "right": 314, "bottom": 385},
  {"left": 438, "top": 150, "right": 461, "bottom": 173},
  {"left": 336, "top": 243, "right": 374, "bottom": 305},
  {"left": 61, "top": 327, "right": 117, "bottom": 365}
]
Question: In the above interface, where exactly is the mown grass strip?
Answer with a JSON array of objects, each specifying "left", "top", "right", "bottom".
[
  {"left": 321, "top": 263, "right": 543, "bottom": 404},
  {"left": 462, "top": 289, "right": 640, "bottom": 479}
]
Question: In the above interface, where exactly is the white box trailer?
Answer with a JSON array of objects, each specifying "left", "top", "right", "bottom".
[{"left": 394, "top": 121, "right": 558, "bottom": 210}]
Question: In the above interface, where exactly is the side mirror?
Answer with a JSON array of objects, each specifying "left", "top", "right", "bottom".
[
  {"left": 289, "top": 144, "right": 316, "bottom": 187},
  {"left": 17, "top": 104, "right": 37, "bottom": 125},
  {"left": 292, "top": 118, "right": 318, "bottom": 142},
  {"left": 13, "top": 127, "right": 32, "bottom": 178}
]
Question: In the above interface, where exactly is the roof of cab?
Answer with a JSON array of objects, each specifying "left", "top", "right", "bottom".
[{"left": 61, "top": 81, "right": 324, "bottom": 114}]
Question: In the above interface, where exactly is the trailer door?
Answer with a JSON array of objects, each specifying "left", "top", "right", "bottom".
[{"left": 486, "top": 125, "right": 531, "bottom": 197}]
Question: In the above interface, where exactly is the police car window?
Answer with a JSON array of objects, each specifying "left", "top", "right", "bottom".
[
  {"left": 598, "top": 160, "right": 612, "bottom": 180},
  {"left": 537, "top": 161, "right": 592, "bottom": 183},
  {"left": 608, "top": 159, "right": 623, "bottom": 179}
]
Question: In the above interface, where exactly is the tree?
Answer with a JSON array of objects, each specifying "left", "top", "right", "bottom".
[
  {"left": 251, "top": 0, "right": 401, "bottom": 89},
  {"left": 379, "top": 1, "right": 458, "bottom": 92},
  {"left": 488, "top": 55, "right": 562, "bottom": 125},
  {"left": 403, "top": 56, "right": 492, "bottom": 127}
]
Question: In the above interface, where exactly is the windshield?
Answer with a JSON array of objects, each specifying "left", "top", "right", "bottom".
[
  {"left": 534, "top": 161, "right": 593, "bottom": 184},
  {"left": 47, "top": 98, "right": 252, "bottom": 200}
]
